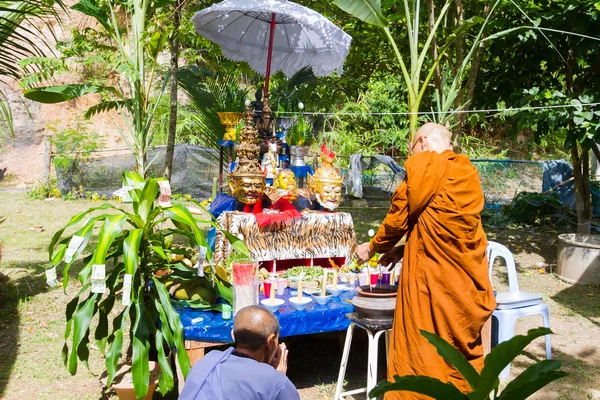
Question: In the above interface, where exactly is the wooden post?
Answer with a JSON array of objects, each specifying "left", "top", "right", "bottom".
[
  {"left": 42, "top": 135, "right": 52, "bottom": 187},
  {"left": 219, "top": 145, "right": 224, "bottom": 192}
]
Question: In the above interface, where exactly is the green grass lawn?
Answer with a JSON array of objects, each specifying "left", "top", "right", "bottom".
[{"left": 0, "top": 192, "right": 598, "bottom": 400}]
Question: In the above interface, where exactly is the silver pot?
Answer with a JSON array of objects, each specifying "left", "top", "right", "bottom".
[
  {"left": 351, "top": 285, "right": 397, "bottom": 320},
  {"left": 289, "top": 145, "right": 310, "bottom": 167}
]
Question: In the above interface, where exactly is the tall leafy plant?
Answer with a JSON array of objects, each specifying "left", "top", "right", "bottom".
[
  {"left": 23, "top": 0, "right": 171, "bottom": 173},
  {"left": 332, "top": 0, "right": 502, "bottom": 141},
  {"left": 371, "top": 327, "right": 565, "bottom": 399},
  {"left": 48, "top": 172, "right": 249, "bottom": 398}
]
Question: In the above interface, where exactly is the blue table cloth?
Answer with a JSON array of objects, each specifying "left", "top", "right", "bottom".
[
  {"left": 218, "top": 140, "right": 235, "bottom": 147},
  {"left": 290, "top": 165, "right": 313, "bottom": 179},
  {"left": 177, "top": 288, "right": 356, "bottom": 343}
]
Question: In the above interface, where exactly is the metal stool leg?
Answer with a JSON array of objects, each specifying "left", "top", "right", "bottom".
[
  {"left": 367, "top": 330, "right": 387, "bottom": 399},
  {"left": 384, "top": 330, "right": 391, "bottom": 364},
  {"left": 542, "top": 305, "right": 552, "bottom": 360},
  {"left": 335, "top": 323, "right": 356, "bottom": 400},
  {"left": 366, "top": 329, "right": 376, "bottom": 399}
]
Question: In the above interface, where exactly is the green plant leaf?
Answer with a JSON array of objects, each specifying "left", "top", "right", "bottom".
[
  {"left": 123, "top": 228, "right": 143, "bottom": 276},
  {"left": 61, "top": 215, "right": 104, "bottom": 292},
  {"left": 148, "top": 31, "right": 169, "bottom": 60},
  {"left": 152, "top": 277, "right": 191, "bottom": 377},
  {"left": 209, "top": 221, "right": 252, "bottom": 259},
  {"left": 498, "top": 360, "right": 566, "bottom": 400},
  {"left": 123, "top": 171, "right": 146, "bottom": 189},
  {"left": 131, "top": 302, "right": 151, "bottom": 399},
  {"left": 154, "top": 299, "right": 175, "bottom": 347},
  {"left": 72, "top": 0, "right": 112, "bottom": 34},
  {"left": 479, "top": 328, "right": 553, "bottom": 394},
  {"left": 106, "top": 309, "right": 127, "bottom": 386},
  {"left": 23, "top": 84, "right": 116, "bottom": 104},
  {"left": 91, "top": 214, "right": 128, "bottom": 265},
  {"left": 95, "top": 295, "right": 116, "bottom": 356},
  {"left": 138, "top": 178, "right": 159, "bottom": 224},
  {"left": 154, "top": 326, "right": 175, "bottom": 395},
  {"left": 370, "top": 375, "right": 468, "bottom": 399},
  {"left": 420, "top": 330, "right": 481, "bottom": 391},
  {"left": 49, "top": 203, "right": 120, "bottom": 259},
  {"left": 83, "top": 99, "right": 131, "bottom": 119},
  {"left": 333, "top": 0, "right": 388, "bottom": 28},
  {"left": 164, "top": 204, "right": 209, "bottom": 255},
  {"left": 69, "top": 293, "right": 99, "bottom": 375}
]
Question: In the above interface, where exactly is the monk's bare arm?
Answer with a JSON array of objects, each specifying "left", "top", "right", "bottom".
[{"left": 370, "top": 181, "right": 409, "bottom": 254}]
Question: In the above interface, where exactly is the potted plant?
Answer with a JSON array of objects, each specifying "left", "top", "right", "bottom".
[
  {"left": 286, "top": 115, "right": 314, "bottom": 166},
  {"left": 47, "top": 172, "right": 243, "bottom": 399},
  {"left": 206, "top": 73, "right": 250, "bottom": 141},
  {"left": 370, "top": 328, "right": 565, "bottom": 399}
]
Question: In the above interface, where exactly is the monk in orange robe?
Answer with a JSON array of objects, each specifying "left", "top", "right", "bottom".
[{"left": 356, "top": 123, "right": 496, "bottom": 399}]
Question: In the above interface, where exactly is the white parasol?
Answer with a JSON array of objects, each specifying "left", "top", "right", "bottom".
[{"left": 191, "top": 0, "right": 352, "bottom": 97}]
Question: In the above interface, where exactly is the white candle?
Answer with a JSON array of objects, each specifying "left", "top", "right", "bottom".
[
  {"left": 272, "top": 259, "right": 276, "bottom": 276},
  {"left": 333, "top": 269, "right": 338, "bottom": 289},
  {"left": 270, "top": 278, "right": 276, "bottom": 304},
  {"left": 321, "top": 270, "right": 327, "bottom": 296},
  {"left": 298, "top": 278, "right": 303, "bottom": 300},
  {"left": 310, "top": 257, "right": 313, "bottom": 267}
]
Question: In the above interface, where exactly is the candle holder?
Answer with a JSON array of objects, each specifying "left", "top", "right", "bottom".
[
  {"left": 289, "top": 297, "right": 312, "bottom": 311},
  {"left": 311, "top": 293, "right": 333, "bottom": 305},
  {"left": 232, "top": 258, "right": 259, "bottom": 316}
]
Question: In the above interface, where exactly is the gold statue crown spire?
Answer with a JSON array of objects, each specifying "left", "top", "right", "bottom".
[
  {"left": 228, "top": 104, "right": 264, "bottom": 180},
  {"left": 307, "top": 143, "right": 343, "bottom": 187}
]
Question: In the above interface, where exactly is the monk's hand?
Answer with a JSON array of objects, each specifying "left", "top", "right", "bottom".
[
  {"left": 378, "top": 244, "right": 405, "bottom": 269},
  {"left": 356, "top": 242, "right": 375, "bottom": 265},
  {"left": 270, "top": 343, "right": 288, "bottom": 375}
]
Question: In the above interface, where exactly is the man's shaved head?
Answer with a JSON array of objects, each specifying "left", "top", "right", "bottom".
[
  {"left": 410, "top": 123, "right": 452, "bottom": 155},
  {"left": 233, "top": 306, "right": 280, "bottom": 351}
]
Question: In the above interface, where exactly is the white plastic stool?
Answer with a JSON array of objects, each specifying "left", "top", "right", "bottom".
[
  {"left": 335, "top": 313, "right": 392, "bottom": 400},
  {"left": 487, "top": 241, "right": 552, "bottom": 378}
]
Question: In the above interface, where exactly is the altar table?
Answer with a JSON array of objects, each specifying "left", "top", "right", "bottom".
[
  {"left": 213, "top": 210, "right": 357, "bottom": 264},
  {"left": 176, "top": 288, "right": 356, "bottom": 365}
]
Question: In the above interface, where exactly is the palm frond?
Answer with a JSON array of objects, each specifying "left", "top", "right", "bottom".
[
  {"left": 0, "top": 0, "right": 65, "bottom": 138},
  {"left": 176, "top": 67, "right": 226, "bottom": 155}
]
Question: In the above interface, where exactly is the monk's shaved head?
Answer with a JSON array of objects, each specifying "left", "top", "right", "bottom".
[
  {"left": 411, "top": 123, "right": 452, "bottom": 155},
  {"left": 233, "top": 306, "right": 280, "bottom": 351}
]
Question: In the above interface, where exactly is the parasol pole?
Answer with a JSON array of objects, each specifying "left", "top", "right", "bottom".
[{"left": 264, "top": 12, "right": 277, "bottom": 99}]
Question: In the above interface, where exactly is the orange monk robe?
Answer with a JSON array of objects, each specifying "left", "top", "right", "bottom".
[{"left": 370, "top": 150, "right": 496, "bottom": 399}]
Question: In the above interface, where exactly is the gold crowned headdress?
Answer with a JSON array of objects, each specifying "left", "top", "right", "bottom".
[
  {"left": 228, "top": 106, "right": 265, "bottom": 181},
  {"left": 307, "top": 143, "right": 343, "bottom": 192}
]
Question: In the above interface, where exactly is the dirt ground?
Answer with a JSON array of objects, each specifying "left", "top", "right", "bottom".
[{"left": 0, "top": 195, "right": 599, "bottom": 399}]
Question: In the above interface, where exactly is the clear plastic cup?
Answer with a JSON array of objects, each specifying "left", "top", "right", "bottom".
[
  {"left": 276, "top": 278, "right": 287, "bottom": 295},
  {"left": 358, "top": 272, "right": 368, "bottom": 286}
]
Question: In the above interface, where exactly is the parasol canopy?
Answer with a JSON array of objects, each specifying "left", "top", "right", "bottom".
[{"left": 191, "top": 0, "right": 352, "bottom": 96}]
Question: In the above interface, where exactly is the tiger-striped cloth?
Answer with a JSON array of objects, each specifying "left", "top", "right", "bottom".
[{"left": 213, "top": 210, "right": 357, "bottom": 263}]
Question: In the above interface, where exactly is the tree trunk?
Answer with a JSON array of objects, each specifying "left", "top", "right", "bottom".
[
  {"left": 164, "top": 0, "right": 181, "bottom": 181},
  {"left": 571, "top": 144, "right": 592, "bottom": 233},
  {"left": 427, "top": 0, "right": 443, "bottom": 96},
  {"left": 462, "top": 3, "right": 491, "bottom": 116},
  {"left": 451, "top": 2, "right": 491, "bottom": 151},
  {"left": 42, "top": 135, "right": 52, "bottom": 188},
  {"left": 451, "top": 0, "right": 465, "bottom": 148}
]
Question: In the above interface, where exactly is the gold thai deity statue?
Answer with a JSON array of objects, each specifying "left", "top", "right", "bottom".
[
  {"left": 228, "top": 106, "right": 266, "bottom": 205},
  {"left": 307, "top": 144, "right": 343, "bottom": 211},
  {"left": 256, "top": 97, "right": 275, "bottom": 141},
  {"left": 265, "top": 169, "right": 311, "bottom": 205},
  {"left": 275, "top": 169, "right": 297, "bottom": 191}
]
